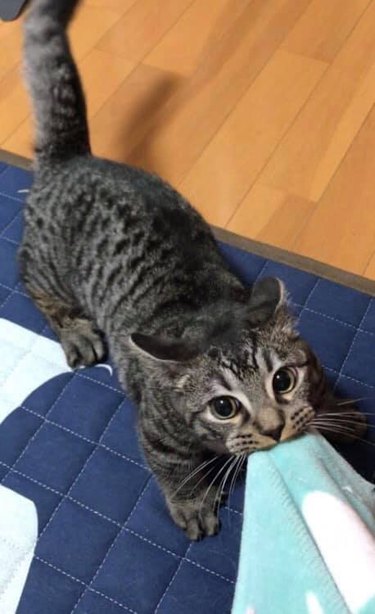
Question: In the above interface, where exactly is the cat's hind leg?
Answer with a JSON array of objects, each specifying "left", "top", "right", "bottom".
[{"left": 28, "top": 289, "right": 106, "bottom": 369}]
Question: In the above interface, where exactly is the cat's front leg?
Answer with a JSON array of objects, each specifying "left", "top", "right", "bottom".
[
  {"left": 141, "top": 434, "right": 222, "bottom": 539},
  {"left": 165, "top": 488, "right": 220, "bottom": 541}
]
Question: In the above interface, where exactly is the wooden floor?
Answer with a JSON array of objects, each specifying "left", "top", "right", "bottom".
[{"left": 1, "top": 0, "right": 375, "bottom": 280}]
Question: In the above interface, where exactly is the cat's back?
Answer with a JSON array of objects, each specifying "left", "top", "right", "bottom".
[
  {"left": 29, "top": 155, "right": 204, "bottom": 230},
  {"left": 25, "top": 155, "right": 218, "bottom": 282}
]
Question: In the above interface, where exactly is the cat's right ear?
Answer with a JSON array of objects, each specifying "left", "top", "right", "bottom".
[
  {"left": 129, "top": 333, "right": 202, "bottom": 363},
  {"left": 247, "top": 277, "right": 286, "bottom": 325}
]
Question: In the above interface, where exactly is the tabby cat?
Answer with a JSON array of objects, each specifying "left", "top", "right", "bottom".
[{"left": 20, "top": 0, "right": 364, "bottom": 539}]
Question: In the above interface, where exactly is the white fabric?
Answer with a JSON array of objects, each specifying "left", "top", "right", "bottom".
[
  {"left": 0, "top": 486, "right": 38, "bottom": 614},
  {"left": 0, "top": 318, "right": 70, "bottom": 423},
  {"left": 303, "top": 491, "right": 375, "bottom": 613},
  {"left": 0, "top": 318, "right": 71, "bottom": 613}
]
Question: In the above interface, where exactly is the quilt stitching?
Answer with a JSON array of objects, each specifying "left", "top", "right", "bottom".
[
  {"left": 0, "top": 209, "right": 22, "bottom": 238},
  {"left": 19, "top": 404, "right": 147, "bottom": 469},
  {"left": 155, "top": 543, "right": 193, "bottom": 612},
  {"left": 31, "top": 398, "right": 125, "bottom": 540},
  {"left": 0, "top": 281, "right": 27, "bottom": 297},
  {"left": 76, "top": 371, "right": 123, "bottom": 394},
  {"left": 70, "top": 478, "right": 152, "bottom": 612},
  {"left": 293, "top": 301, "right": 375, "bottom": 336},
  {"left": 0, "top": 235, "right": 18, "bottom": 246},
  {"left": 333, "top": 298, "right": 373, "bottom": 392},
  {"left": 124, "top": 480, "right": 151, "bottom": 525},
  {"left": 295, "top": 278, "right": 320, "bottom": 319},
  {"left": 0, "top": 456, "right": 237, "bottom": 588},
  {"left": 0, "top": 374, "right": 75, "bottom": 487},
  {"left": 323, "top": 367, "right": 375, "bottom": 391},
  {"left": 186, "top": 559, "right": 235, "bottom": 584},
  {"left": 34, "top": 556, "right": 137, "bottom": 613},
  {"left": 0, "top": 190, "right": 24, "bottom": 205},
  {"left": 253, "top": 260, "right": 269, "bottom": 282},
  {"left": 0, "top": 284, "right": 19, "bottom": 312},
  {"left": 0, "top": 398, "right": 126, "bottom": 590},
  {"left": 0, "top": 458, "right": 241, "bottom": 526}
]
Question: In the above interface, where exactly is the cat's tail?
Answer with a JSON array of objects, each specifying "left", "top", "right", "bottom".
[{"left": 23, "top": 0, "right": 90, "bottom": 164}]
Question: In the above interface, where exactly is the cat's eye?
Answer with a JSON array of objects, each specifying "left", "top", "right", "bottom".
[
  {"left": 272, "top": 367, "right": 297, "bottom": 395},
  {"left": 210, "top": 396, "right": 241, "bottom": 420}
]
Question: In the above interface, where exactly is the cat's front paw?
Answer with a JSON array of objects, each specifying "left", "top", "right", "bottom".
[
  {"left": 61, "top": 319, "right": 106, "bottom": 368},
  {"left": 167, "top": 498, "right": 220, "bottom": 541}
]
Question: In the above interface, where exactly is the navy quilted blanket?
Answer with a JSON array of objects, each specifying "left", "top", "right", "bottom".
[{"left": 0, "top": 161, "right": 374, "bottom": 614}]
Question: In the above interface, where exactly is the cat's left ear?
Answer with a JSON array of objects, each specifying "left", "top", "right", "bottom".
[
  {"left": 247, "top": 277, "right": 286, "bottom": 325},
  {"left": 129, "top": 333, "right": 202, "bottom": 363}
]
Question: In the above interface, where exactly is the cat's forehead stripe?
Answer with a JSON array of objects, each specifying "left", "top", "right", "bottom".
[
  {"left": 221, "top": 368, "right": 240, "bottom": 390},
  {"left": 262, "top": 348, "right": 273, "bottom": 373},
  {"left": 215, "top": 373, "right": 232, "bottom": 391},
  {"left": 254, "top": 345, "right": 278, "bottom": 373}
]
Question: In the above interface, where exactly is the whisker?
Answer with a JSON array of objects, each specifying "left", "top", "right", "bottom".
[
  {"left": 225, "top": 456, "right": 241, "bottom": 514},
  {"left": 199, "top": 456, "right": 234, "bottom": 516},
  {"left": 335, "top": 421, "right": 374, "bottom": 429},
  {"left": 220, "top": 457, "right": 238, "bottom": 501},
  {"left": 188, "top": 461, "right": 221, "bottom": 497},
  {"left": 316, "top": 415, "right": 375, "bottom": 427},
  {"left": 336, "top": 397, "right": 375, "bottom": 407},
  {"left": 311, "top": 420, "right": 363, "bottom": 437},
  {"left": 311, "top": 423, "right": 375, "bottom": 447},
  {"left": 171, "top": 455, "right": 219, "bottom": 500},
  {"left": 312, "top": 421, "right": 356, "bottom": 433},
  {"left": 312, "top": 417, "right": 359, "bottom": 429},
  {"left": 317, "top": 410, "right": 375, "bottom": 418},
  {"left": 217, "top": 456, "right": 239, "bottom": 524},
  {"left": 227, "top": 454, "right": 246, "bottom": 512},
  {"left": 318, "top": 410, "right": 375, "bottom": 417},
  {"left": 314, "top": 416, "right": 374, "bottom": 430}
]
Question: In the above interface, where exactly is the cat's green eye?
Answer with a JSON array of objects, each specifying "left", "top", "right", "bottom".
[
  {"left": 272, "top": 367, "right": 297, "bottom": 395},
  {"left": 210, "top": 396, "right": 240, "bottom": 420}
]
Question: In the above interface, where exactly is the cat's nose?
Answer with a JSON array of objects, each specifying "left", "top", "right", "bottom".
[{"left": 263, "top": 424, "right": 284, "bottom": 441}]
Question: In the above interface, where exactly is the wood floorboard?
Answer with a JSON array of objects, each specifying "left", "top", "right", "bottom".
[{"left": 0, "top": 0, "right": 374, "bottom": 280}]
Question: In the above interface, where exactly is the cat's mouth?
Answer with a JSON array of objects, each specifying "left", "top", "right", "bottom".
[
  {"left": 255, "top": 426, "right": 311, "bottom": 452},
  {"left": 204, "top": 439, "right": 230, "bottom": 455}
]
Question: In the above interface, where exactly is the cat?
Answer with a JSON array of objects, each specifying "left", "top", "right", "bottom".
[{"left": 19, "top": 0, "right": 365, "bottom": 540}]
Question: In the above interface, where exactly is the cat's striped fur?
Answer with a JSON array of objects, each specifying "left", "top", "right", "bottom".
[{"left": 20, "top": 0, "right": 365, "bottom": 539}]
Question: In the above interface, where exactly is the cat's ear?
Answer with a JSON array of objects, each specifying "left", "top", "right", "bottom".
[
  {"left": 129, "top": 333, "right": 202, "bottom": 363},
  {"left": 247, "top": 277, "right": 286, "bottom": 325}
]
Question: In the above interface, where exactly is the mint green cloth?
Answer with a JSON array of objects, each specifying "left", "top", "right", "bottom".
[{"left": 232, "top": 433, "right": 375, "bottom": 614}]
